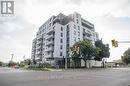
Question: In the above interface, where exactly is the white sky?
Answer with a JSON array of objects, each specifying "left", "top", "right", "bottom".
[{"left": 0, "top": 0, "right": 130, "bottom": 62}]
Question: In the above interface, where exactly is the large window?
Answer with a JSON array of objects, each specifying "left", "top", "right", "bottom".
[
  {"left": 74, "top": 37, "right": 76, "bottom": 42},
  {"left": 60, "top": 52, "right": 62, "bottom": 56},
  {"left": 67, "top": 24, "right": 69, "bottom": 31},
  {"left": 74, "top": 25, "right": 76, "bottom": 29},
  {"left": 61, "top": 33, "right": 63, "bottom": 37},
  {"left": 60, "top": 39, "right": 63, "bottom": 43},
  {"left": 53, "top": 26, "right": 55, "bottom": 29},
  {"left": 76, "top": 19, "right": 78, "bottom": 24},
  {"left": 60, "top": 45, "right": 63, "bottom": 49},
  {"left": 78, "top": 32, "right": 80, "bottom": 36},
  {"left": 49, "top": 23, "right": 51, "bottom": 27},
  {"left": 61, "top": 27, "right": 63, "bottom": 31},
  {"left": 74, "top": 30, "right": 76, "bottom": 35},
  {"left": 78, "top": 26, "right": 80, "bottom": 30},
  {"left": 78, "top": 38, "right": 80, "bottom": 41},
  {"left": 67, "top": 38, "right": 69, "bottom": 43}
]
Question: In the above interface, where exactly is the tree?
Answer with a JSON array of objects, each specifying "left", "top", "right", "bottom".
[
  {"left": 71, "top": 50, "right": 80, "bottom": 68},
  {"left": 95, "top": 40, "right": 110, "bottom": 61},
  {"left": 72, "top": 40, "right": 98, "bottom": 68},
  {"left": 95, "top": 40, "right": 110, "bottom": 67},
  {"left": 121, "top": 48, "right": 130, "bottom": 65},
  {"left": 23, "top": 59, "right": 32, "bottom": 65},
  {"left": 8, "top": 61, "right": 17, "bottom": 67},
  {"left": 0, "top": 61, "right": 3, "bottom": 66}
]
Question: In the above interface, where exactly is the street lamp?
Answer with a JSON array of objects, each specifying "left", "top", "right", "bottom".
[
  {"left": 65, "top": 55, "right": 67, "bottom": 70},
  {"left": 10, "top": 53, "right": 14, "bottom": 62}
]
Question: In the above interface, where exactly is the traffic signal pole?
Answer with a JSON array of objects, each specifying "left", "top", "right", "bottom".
[{"left": 111, "top": 39, "right": 130, "bottom": 48}]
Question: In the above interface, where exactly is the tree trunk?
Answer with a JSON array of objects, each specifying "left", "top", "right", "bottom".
[
  {"left": 88, "top": 60, "right": 91, "bottom": 68},
  {"left": 83, "top": 60, "right": 87, "bottom": 68}
]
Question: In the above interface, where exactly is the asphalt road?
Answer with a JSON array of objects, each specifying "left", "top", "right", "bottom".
[{"left": 0, "top": 67, "right": 130, "bottom": 86}]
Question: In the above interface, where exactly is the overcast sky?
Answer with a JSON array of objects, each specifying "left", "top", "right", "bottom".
[{"left": 0, "top": 0, "right": 130, "bottom": 62}]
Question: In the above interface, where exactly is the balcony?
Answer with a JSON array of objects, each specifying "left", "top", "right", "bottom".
[
  {"left": 36, "top": 51, "right": 42, "bottom": 54},
  {"left": 46, "top": 28, "right": 54, "bottom": 35},
  {"left": 37, "top": 40, "right": 42, "bottom": 44},
  {"left": 36, "top": 45, "right": 42, "bottom": 49},
  {"left": 37, "top": 34, "right": 42, "bottom": 39},
  {"left": 83, "top": 36, "right": 93, "bottom": 41},
  {"left": 45, "top": 53, "right": 53, "bottom": 58},
  {"left": 46, "top": 41, "right": 54, "bottom": 45},
  {"left": 81, "top": 18, "right": 94, "bottom": 29},
  {"left": 45, "top": 47, "right": 54, "bottom": 51},
  {"left": 46, "top": 34, "right": 54, "bottom": 40}
]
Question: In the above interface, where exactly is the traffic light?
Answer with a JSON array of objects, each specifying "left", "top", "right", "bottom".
[
  {"left": 70, "top": 46, "right": 80, "bottom": 54},
  {"left": 111, "top": 39, "right": 115, "bottom": 47},
  {"left": 115, "top": 41, "right": 118, "bottom": 47},
  {"left": 111, "top": 39, "right": 118, "bottom": 47},
  {"left": 76, "top": 46, "right": 80, "bottom": 54}
]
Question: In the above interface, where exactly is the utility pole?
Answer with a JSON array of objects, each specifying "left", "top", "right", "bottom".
[
  {"left": 11, "top": 53, "right": 14, "bottom": 62},
  {"left": 23, "top": 55, "right": 25, "bottom": 61}
]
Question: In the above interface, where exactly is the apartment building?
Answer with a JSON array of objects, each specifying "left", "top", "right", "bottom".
[{"left": 31, "top": 12, "right": 99, "bottom": 67}]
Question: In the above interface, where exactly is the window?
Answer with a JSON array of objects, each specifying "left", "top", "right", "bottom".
[
  {"left": 60, "top": 45, "right": 63, "bottom": 49},
  {"left": 67, "top": 31, "right": 69, "bottom": 35},
  {"left": 60, "top": 52, "right": 62, "bottom": 56},
  {"left": 67, "top": 38, "right": 69, "bottom": 42},
  {"left": 53, "top": 26, "right": 55, "bottom": 29},
  {"left": 78, "top": 38, "right": 80, "bottom": 41},
  {"left": 60, "top": 39, "right": 63, "bottom": 43},
  {"left": 50, "top": 18, "right": 51, "bottom": 22},
  {"left": 78, "top": 26, "right": 80, "bottom": 30},
  {"left": 67, "top": 24, "right": 69, "bottom": 30},
  {"left": 74, "top": 30, "right": 76, "bottom": 35},
  {"left": 74, "top": 25, "right": 76, "bottom": 29},
  {"left": 61, "top": 33, "right": 63, "bottom": 37},
  {"left": 76, "top": 14, "right": 78, "bottom": 18},
  {"left": 76, "top": 19, "right": 78, "bottom": 24},
  {"left": 78, "top": 32, "right": 80, "bottom": 36},
  {"left": 61, "top": 27, "right": 63, "bottom": 31},
  {"left": 74, "top": 37, "right": 76, "bottom": 42},
  {"left": 49, "top": 23, "right": 51, "bottom": 27}
]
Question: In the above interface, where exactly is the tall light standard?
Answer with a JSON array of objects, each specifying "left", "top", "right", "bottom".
[
  {"left": 65, "top": 55, "right": 67, "bottom": 70},
  {"left": 10, "top": 53, "right": 14, "bottom": 62},
  {"left": 65, "top": 52, "right": 70, "bottom": 70},
  {"left": 23, "top": 55, "right": 25, "bottom": 61}
]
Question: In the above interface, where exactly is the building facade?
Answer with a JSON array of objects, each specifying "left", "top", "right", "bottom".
[{"left": 31, "top": 12, "right": 99, "bottom": 67}]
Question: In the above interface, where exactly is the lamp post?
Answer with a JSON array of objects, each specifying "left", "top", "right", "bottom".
[
  {"left": 65, "top": 55, "right": 67, "bottom": 70},
  {"left": 10, "top": 53, "right": 14, "bottom": 62}
]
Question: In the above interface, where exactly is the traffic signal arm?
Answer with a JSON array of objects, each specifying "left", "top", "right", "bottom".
[{"left": 111, "top": 39, "right": 118, "bottom": 48}]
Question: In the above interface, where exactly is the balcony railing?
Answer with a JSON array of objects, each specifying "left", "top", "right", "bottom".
[
  {"left": 45, "top": 53, "right": 53, "bottom": 58},
  {"left": 46, "top": 41, "right": 54, "bottom": 45},
  {"left": 45, "top": 47, "right": 54, "bottom": 51},
  {"left": 46, "top": 28, "right": 54, "bottom": 34},
  {"left": 46, "top": 34, "right": 54, "bottom": 40}
]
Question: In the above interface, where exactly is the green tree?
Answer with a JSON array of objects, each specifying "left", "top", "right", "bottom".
[
  {"left": 0, "top": 61, "right": 3, "bottom": 66},
  {"left": 72, "top": 40, "right": 98, "bottom": 68},
  {"left": 8, "top": 61, "right": 17, "bottom": 67},
  {"left": 121, "top": 48, "right": 130, "bottom": 65},
  {"left": 71, "top": 50, "right": 80, "bottom": 68},
  {"left": 95, "top": 40, "right": 110, "bottom": 61},
  {"left": 95, "top": 40, "right": 110, "bottom": 67},
  {"left": 19, "top": 61, "right": 25, "bottom": 67},
  {"left": 23, "top": 59, "right": 32, "bottom": 65}
]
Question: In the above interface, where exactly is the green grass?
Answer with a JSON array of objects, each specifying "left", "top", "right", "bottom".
[{"left": 26, "top": 67, "right": 51, "bottom": 71}]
